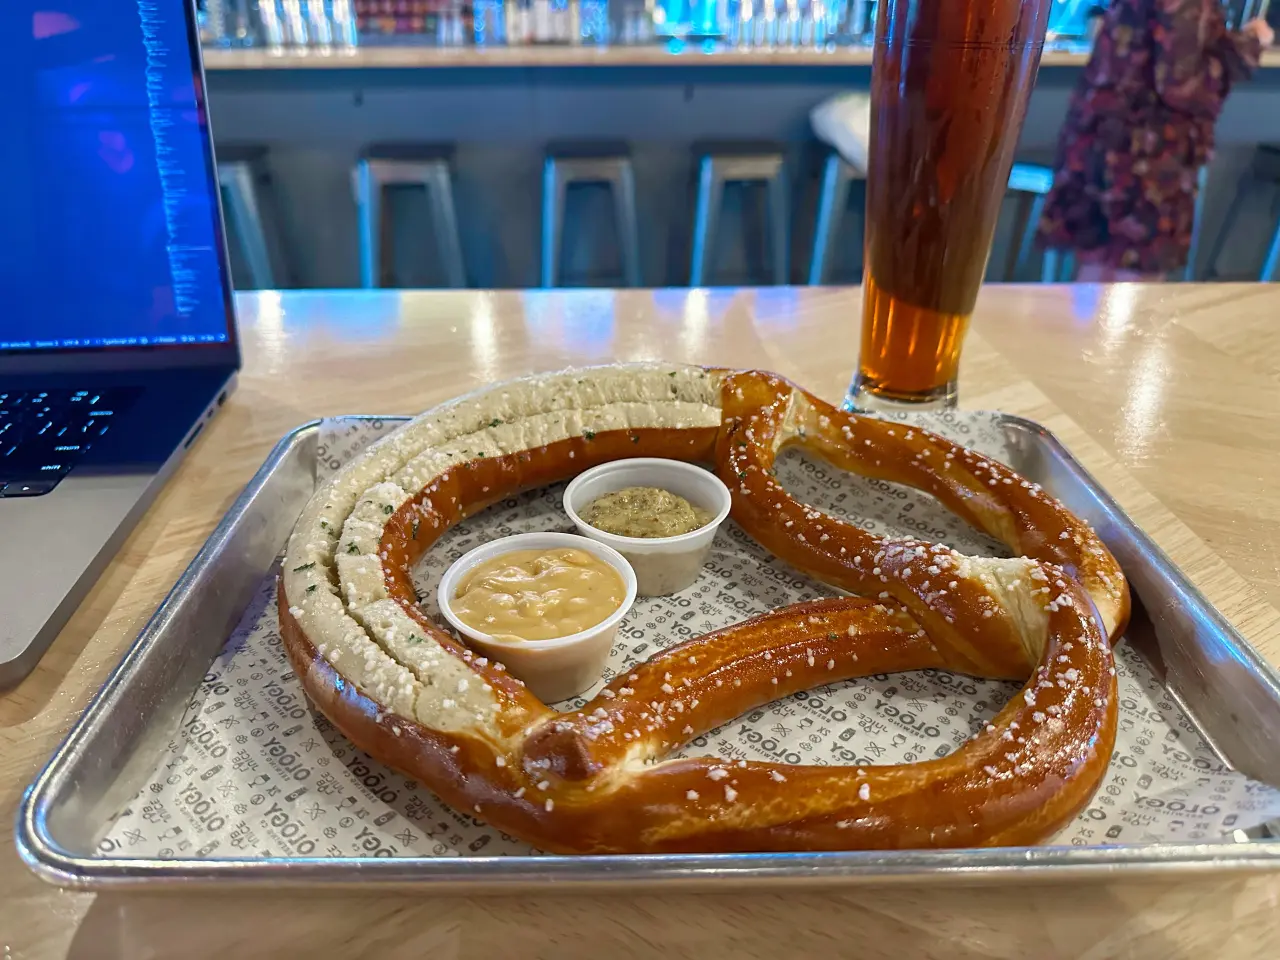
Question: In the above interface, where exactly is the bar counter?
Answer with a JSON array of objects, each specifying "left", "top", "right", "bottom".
[
  {"left": 201, "top": 45, "right": 1280, "bottom": 288},
  {"left": 4, "top": 284, "right": 1280, "bottom": 958},
  {"left": 200, "top": 42, "right": 1280, "bottom": 70}
]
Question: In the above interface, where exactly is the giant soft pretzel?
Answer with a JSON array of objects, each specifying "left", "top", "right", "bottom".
[{"left": 279, "top": 364, "right": 1129, "bottom": 853}]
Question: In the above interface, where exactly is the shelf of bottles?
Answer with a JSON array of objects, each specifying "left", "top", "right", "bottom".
[
  {"left": 196, "top": 0, "right": 882, "bottom": 51},
  {"left": 197, "top": 0, "right": 1100, "bottom": 52}
]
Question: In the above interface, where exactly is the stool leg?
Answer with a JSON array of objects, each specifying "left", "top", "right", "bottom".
[
  {"left": 808, "top": 156, "right": 851, "bottom": 286},
  {"left": 767, "top": 168, "right": 790, "bottom": 286},
  {"left": 1041, "top": 248, "right": 1061, "bottom": 283},
  {"left": 1011, "top": 193, "right": 1049, "bottom": 281},
  {"left": 354, "top": 160, "right": 383, "bottom": 289},
  {"left": 219, "top": 162, "right": 277, "bottom": 289},
  {"left": 690, "top": 158, "right": 723, "bottom": 287},
  {"left": 1203, "top": 178, "right": 1250, "bottom": 281},
  {"left": 1262, "top": 218, "right": 1280, "bottom": 282},
  {"left": 613, "top": 163, "right": 642, "bottom": 288},
  {"left": 425, "top": 165, "right": 467, "bottom": 288},
  {"left": 541, "top": 159, "right": 567, "bottom": 288},
  {"left": 1184, "top": 165, "right": 1210, "bottom": 282},
  {"left": 1003, "top": 194, "right": 1030, "bottom": 280}
]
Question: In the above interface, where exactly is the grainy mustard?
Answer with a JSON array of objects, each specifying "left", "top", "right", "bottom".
[{"left": 580, "top": 486, "right": 713, "bottom": 538}]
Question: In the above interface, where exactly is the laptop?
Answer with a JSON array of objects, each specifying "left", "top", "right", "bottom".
[{"left": 0, "top": 1, "right": 240, "bottom": 685}]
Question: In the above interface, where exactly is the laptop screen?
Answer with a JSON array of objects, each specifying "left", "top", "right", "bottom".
[{"left": 0, "top": 2, "right": 234, "bottom": 353}]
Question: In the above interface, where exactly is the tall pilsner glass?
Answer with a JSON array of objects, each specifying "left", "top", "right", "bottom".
[{"left": 847, "top": 0, "right": 1052, "bottom": 412}]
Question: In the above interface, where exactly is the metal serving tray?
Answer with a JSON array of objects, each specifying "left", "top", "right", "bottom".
[{"left": 18, "top": 414, "right": 1280, "bottom": 890}]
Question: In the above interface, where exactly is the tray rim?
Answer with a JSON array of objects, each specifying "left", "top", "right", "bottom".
[{"left": 17, "top": 412, "right": 1280, "bottom": 890}]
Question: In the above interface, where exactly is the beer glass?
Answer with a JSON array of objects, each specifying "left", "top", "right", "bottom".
[{"left": 847, "top": 0, "right": 1052, "bottom": 412}]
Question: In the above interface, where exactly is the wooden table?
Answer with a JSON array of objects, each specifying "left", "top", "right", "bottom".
[{"left": 4, "top": 284, "right": 1280, "bottom": 958}]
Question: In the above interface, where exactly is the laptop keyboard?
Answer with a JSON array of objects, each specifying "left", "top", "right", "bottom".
[{"left": 0, "top": 388, "right": 139, "bottom": 497}]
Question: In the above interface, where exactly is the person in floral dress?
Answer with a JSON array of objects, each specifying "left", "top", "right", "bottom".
[{"left": 1037, "top": 0, "right": 1273, "bottom": 280}]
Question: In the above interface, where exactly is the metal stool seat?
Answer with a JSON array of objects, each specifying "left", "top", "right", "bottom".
[
  {"left": 807, "top": 153, "right": 865, "bottom": 286},
  {"left": 690, "top": 143, "right": 789, "bottom": 287},
  {"left": 354, "top": 143, "right": 467, "bottom": 289},
  {"left": 1206, "top": 146, "right": 1280, "bottom": 282},
  {"left": 216, "top": 145, "right": 287, "bottom": 289},
  {"left": 541, "top": 143, "right": 641, "bottom": 288}
]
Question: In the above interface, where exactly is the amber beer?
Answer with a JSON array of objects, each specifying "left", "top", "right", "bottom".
[{"left": 850, "top": 0, "right": 1052, "bottom": 410}]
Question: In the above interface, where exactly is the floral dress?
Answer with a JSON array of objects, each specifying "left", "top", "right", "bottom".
[{"left": 1037, "top": 0, "right": 1261, "bottom": 273}]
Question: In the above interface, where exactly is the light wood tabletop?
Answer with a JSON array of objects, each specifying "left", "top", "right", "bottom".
[{"left": 4, "top": 284, "right": 1280, "bottom": 958}]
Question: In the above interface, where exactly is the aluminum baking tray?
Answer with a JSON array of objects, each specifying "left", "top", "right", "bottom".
[{"left": 18, "top": 414, "right": 1280, "bottom": 890}]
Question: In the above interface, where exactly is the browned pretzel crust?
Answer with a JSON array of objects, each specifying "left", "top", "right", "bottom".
[{"left": 279, "top": 364, "right": 1128, "bottom": 853}]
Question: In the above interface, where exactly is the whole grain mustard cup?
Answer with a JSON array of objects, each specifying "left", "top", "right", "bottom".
[{"left": 563, "top": 458, "right": 731, "bottom": 597}]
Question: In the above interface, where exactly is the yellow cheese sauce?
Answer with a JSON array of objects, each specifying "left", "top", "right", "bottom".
[
  {"left": 580, "top": 486, "right": 713, "bottom": 539},
  {"left": 451, "top": 547, "right": 625, "bottom": 641}
]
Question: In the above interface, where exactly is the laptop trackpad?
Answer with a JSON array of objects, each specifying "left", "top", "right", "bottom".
[{"left": 0, "top": 470, "right": 156, "bottom": 684}]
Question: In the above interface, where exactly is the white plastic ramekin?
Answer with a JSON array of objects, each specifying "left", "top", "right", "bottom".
[
  {"left": 563, "top": 458, "right": 731, "bottom": 597},
  {"left": 436, "top": 532, "right": 637, "bottom": 703}
]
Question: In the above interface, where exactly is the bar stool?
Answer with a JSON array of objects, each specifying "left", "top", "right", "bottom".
[
  {"left": 1016, "top": 165, "right": 1208, "bottom": 281},
  {"left": 807, "top": 153, "right": 865, "bottom": 286},
  {"left": 216, "top": 145, "right": 286, "bottom": 289},
  {"left": 1004, "top": 162, "right": 1056, "bottom": 282},
  {"left": 1205, "top": 147, "right": 1280, "bottom": 282},
  {"left": 541, "top": 144, "right": 641, "bottom": 288},
  {"left": 353, "top": 144, "right": 466, "bottom": 289},
  {"left": 809, "top": 159, "right": 1059, "bottom": 284},
  {"left": 690, "top": 143, "right": 789, "bottom": 287}
]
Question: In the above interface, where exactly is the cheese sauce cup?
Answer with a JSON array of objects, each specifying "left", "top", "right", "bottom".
[{"left": 437, "top": 532, "right": 637, "bottom": 703}]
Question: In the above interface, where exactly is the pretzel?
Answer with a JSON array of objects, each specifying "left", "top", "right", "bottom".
[{"left": 279, "top": 364, "right": 1129, "bottom": 853}]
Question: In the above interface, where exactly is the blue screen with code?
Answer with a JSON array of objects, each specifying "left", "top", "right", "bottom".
[{"left": 0, "top": 2, "right": 231, "bottom": 352}]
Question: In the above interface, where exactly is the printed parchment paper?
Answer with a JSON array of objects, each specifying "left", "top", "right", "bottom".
[{"left": 99, "top": 413, "right": 1280, "bottom": 859}]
